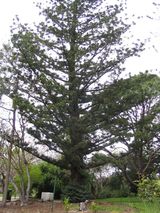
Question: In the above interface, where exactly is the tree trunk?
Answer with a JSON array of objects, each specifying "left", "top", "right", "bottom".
[
  {"left": 25, "top": 165, "right": 31, "bottom": 203},
  {"left": 19, "top": 175, "right": 26, "bottom": 206},
  {"left": 2, "top": 143, "right": 13, "bottom": 205},
  {"left": 10, "top": 178, "right": 19, "bottom": 198},
  {"left": 70, "top": 166, "right": 85, "bottom": 185},
  {"left": 2, "top": 107, "right": 16, "bottom": 205},
  {"left": 1, "top": 173, "right": 5, "bottom": 193},
  {"left": 22, "top": 150, "right": 31, "bottom": 203}
]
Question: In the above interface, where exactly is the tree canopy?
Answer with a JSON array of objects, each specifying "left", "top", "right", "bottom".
[
  {"left": 0, "top": 0, "right": 143, "bottom": 198},
  {"left": 104, "top": 72, "right": 160, "bottom": 190}
]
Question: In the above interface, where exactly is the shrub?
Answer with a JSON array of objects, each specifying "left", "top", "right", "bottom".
[
  {"left": 90, "top": 201, "right": 98, "bottom": 213},
  {"left": 97, "top": 185, "right": 130, "bottom": 199},
  {"left": 138, "top": 178, "right": 160, "bottom": 201},
  {"left": 63, "top": 197, "right": 72, "bottom": 213},
  {"left": 62, "top": 183, "right": 93, "bottom": 203}
]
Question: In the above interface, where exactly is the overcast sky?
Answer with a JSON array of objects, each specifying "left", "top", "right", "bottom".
[{"left": 0, "top": 0, "right": 160, "bottom": 75}]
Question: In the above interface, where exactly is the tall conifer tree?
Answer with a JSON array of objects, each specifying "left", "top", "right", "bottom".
[{"left": 1, "top": 0, "right": 142, "bottom": 200}]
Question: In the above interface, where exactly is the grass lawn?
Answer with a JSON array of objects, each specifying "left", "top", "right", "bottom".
[{"left": 98, "top": 197, "right": 160, "bottom": 213}]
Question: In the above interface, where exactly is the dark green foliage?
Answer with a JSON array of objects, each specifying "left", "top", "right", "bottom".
[
  {"left": 98, "top": 187, "right": 130, "bottom": 199},
  {"left": 62, "top": 183, "right": 93, "bottom": 203},
  {"left": 89, "top": 153, "right": 109, "bottom": 168},
  {"left": 31, "top": 162, "right": 69, "bottom": 199},
  {"left": 91, "top": 169, "right": 131, "bottom": 199},
  {"left": 101, "top": 173, "right": 130, "bottom": 198},
  {"left": 0, "top": 0, "right": 142, "bottom": 196},
  {"left": 38, "top": 162, "right": 69, "bottom": 199},
  {"left": 104, "top": 72, "right": 160, "bottom": 189}
]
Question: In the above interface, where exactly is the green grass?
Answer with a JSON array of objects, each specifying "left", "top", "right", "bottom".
[
  {"left": 97, "top": 197, "right": 160, "bottom": 213},
  {"left": 92, "top": 204, "right": 130, "bottom": 213},
  {"left": 71, "top": 197, "right": 160, "bottom": 212}
]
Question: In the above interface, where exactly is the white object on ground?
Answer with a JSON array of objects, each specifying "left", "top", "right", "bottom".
[{"left": 41, "top": 192, "right": 53, "bottom": 201}]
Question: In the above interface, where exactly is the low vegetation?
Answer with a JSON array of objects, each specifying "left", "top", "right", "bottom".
[{"left": 98, "top": 197, "right": 160, "bottom": 213}]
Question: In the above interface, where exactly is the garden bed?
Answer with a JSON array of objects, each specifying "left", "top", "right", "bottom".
[{"left": 0, "top": 200, "right": 136, "bottom": 213}]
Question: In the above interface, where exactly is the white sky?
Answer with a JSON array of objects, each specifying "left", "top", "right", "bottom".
[{"left": 0, "top": 0, "right": 160, "bottom": 75}]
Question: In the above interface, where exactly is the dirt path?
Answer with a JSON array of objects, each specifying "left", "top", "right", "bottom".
[
  {"left": 0, "top": 201, "right": 61, "bottom": 213},
  {"left": 0, "top": 200, "right": 135, "bottom": 213}
]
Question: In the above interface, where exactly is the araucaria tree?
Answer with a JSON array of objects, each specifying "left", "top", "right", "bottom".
[{"left": 1, "top": 0, "right": 142, "bottom": 200}]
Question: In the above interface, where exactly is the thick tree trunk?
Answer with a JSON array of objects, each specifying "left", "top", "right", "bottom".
[
  {"left": 70, "top": 166, "right": 86, "bottom": 185},
  {"left": 64, "top": 162, "right": 92, "bottom": 203}
]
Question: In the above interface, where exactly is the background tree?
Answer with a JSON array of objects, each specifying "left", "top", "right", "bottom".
[
  {"left": 0, "top": 57, "right": 10, "bottom": 203},
  {"left": 0, "top": 0, "right": 142, "bottom": 201},
  {"left": 0, "top": 77, "right": 34, "bottom": 205},
  {"left": 0, "top": 111, "right": 34, "bottom": 205},
  {"left": 0, "top": 136, "right": 8, "bottom": 195},
  {"left": 103, "top": 72, "right": 160, "bottom": 192},
  {"left": 1, "top": 104, "right": 16, "bottom": 205}
]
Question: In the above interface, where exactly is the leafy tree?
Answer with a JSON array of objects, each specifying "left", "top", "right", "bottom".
[
  {"left": 0, "top": 57, "right": 13, "bottom": 206},
  {"left": 104, "top": 72, "right": 160, "bottom": 191},
  {"left": 36, "top": 162, "right": 69, "bottom": 199},
  {"left": 13, "top": 162, "right": 43, "bottom": 199},
  {"left": 0, "top": 0, "right": 142, "bottom": 200},
  {"left": 0, "top": 95, "right": 34, "bottom": 205},
  {"left": 12, "top": 161, "right": 69, "bottom": 199},
  {"left": 0, "top": 127, "right": 33, "bottom": 205}
]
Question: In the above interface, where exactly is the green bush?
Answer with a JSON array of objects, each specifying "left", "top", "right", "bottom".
[
  {"left": 63, "top": 197, "right": 72, "bottom": 213},
  {"left": 36, "top": 162, "right": 64, "bottom": 198},
  {"left": 28, "top": 162, "right": 69, "bottom": 199},
  {"left": 62, "top": 183, "right": 93, "bottom": 203},
  {"left": 97, "top": 187, "right": 130, "bottom": 199},
  {"left": 93, "top": 171, "right": 131, "bottom": 199},
  {"left": 90, "top": 201, "right": 98, "bottom": 213},
  {"left": 138, "top": 178, "right": 160, "bottom": 201}
]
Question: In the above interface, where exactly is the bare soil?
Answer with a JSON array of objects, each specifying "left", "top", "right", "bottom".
[{"left": 0, "top": 200, "right": 135, "bottom": 213}]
